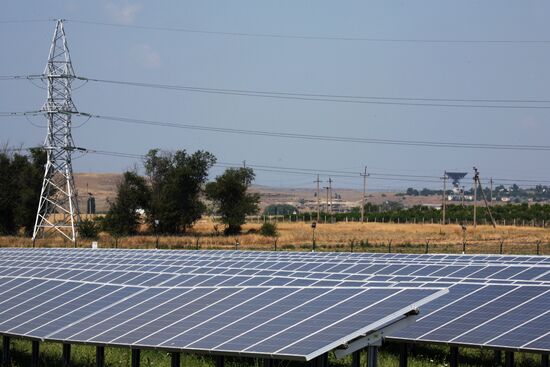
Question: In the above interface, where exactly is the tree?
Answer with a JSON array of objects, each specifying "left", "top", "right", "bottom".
[
  {"left": 260, "top": 222, "right": 278, "bottom": 237},
  {"left": 0, "top": 148, "right": 45, "bottom": 235},
  {"left": 205, "top": 168, "right": 260, "bottom": 235},
  {"left": 15, "top": 148, "right": 47, "bottom": 235},
  {"left": 78, "top": 219, "right": 100, "bottom": 240},
  {"left": 103, "top": 171, "right": 150, "bottom": 239},
  {"left": 144, "top": 149, "right": 216, "bottom": 234}
]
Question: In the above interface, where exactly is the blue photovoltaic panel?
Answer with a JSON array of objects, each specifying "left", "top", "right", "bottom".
[
  {"left": 0, "top": 248, "right": 548, "bottom": 354},
  {"left": 0, "top": 271, "right": 445, "bottom": 360}
]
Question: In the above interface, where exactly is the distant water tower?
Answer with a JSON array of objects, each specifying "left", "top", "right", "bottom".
[
  {"left": 87, "top": 192, "right": 96, "bottom": 215},
  {"left": 446, "top": 172, "right": 468, "bottom": 201}
]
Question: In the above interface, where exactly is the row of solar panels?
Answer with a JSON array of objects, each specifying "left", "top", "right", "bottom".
[
  {"left": 0, "top": 272, "right": 548, "bottom": 352},
  {"left": 1, "top": 251, "right": 548, "bottom": 285},
  {"left": 1, "top": 247, "right": 549, "bottom": 265},
  {"left": 0, "top": 249, "right": 548, "bottom": 355},
  {"left": 0, "top": 275, "right": 444, "bottom": 361},
  {"left": 0, "top": 263, "right": 548, "bottom": 287}
]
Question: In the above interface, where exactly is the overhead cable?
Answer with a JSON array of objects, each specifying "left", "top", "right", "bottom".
[{"left": 65, "top": 19, "right": 550, "bottom": 45}]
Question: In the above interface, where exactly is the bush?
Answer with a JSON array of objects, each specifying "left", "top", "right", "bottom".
[
  {"left": 260, "top": 222, "right": 278, "bottom": 237},
  {"left": 79, "top": 219, "right": 100, "bottom": 239}
]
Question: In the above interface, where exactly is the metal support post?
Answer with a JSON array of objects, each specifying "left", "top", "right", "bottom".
[
  {"left": 351, "top": 350, "right": 360, "bottom": 367},
  {"left": 31, "top": 340, "right": 39, "bottom": 367},
  {"left": 62, "top": 343, "right": 71, "bottom": 367},
  {"left": 399, "top": 343, "right": 408, "bottom": 367},
  {"left": 449, "top": 346, "right": 458, "bottom": 367},
  {"left": 131, "top": 349, "right": 140, "bottom": 367},
  {"left": 367, "top": 346, "right": 377, "bottom": 367},
  {"left": 215, "top": 356, "right": 225, "bottom": 367},
  {"left": 494, "top": 350, "right": 502, "bottom": 365},
  {"left": 96, "top": 346, "right": 105, "bottom": 367},
  {"left": 310, "top": 353, "right": 328, "bottom": 367},
  {"left": 505, "top": 351, "right": 514, "bottom": 367},
  {"left": 541, "top": 354, "right": 549, "bottom": 367},
  {"left": 2, "top": 336, "right": 10, "bottom": 367},
  {"left": 171, "top": 352, "right": 180, "bottom": 367}
]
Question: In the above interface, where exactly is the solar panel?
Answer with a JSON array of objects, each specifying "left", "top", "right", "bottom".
[
  {"left": 0, "top": 248, "right": 548, "bottom": 355},
  {"left": 0, "top": 272, "right": 444, "bottom": 360}
]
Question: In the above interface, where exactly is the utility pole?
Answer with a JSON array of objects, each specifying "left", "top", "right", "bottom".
[
  {"left": 489, "top": 177, "right": 493, "bottom": 205},
  {"left": 33, "top": 20, "right": 81, "bottom": 244},
  {"left": 360, "top": 166, "right": 369, "bottom": 223},
  {"left": 328, "top": 177, "right": 333, "bottom": 215},
  {"left": 324, "top": 185, "right": 330, "bottom": 213},
  {"left": 442, "top": 171, "right": 447, "bottom": 226},
  {"left": 314, "top": 175, "right": 322, "bottom": 222},
  {"left": 473, "top": 170, "right": 478, "bottom": 228},
  {"left": 474, "top": 167, "right": 497, "bottom": 228}
]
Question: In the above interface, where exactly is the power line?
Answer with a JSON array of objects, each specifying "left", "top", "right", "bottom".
[
  {"left": 4, "top": 146, "right": 549, "bottom": 185},
  {"left": 3, "top": 110, "right": 550, "bottom": 151},
  {"left": 8, "top": 73, "right": 550, "bottom": 109},
  {"left": 0, "top": 111, "right": 41, "bottom": 116},
  {"left": 0, "top": 75, "right": 42, "bottom": 80},
  {"left": 76, "top": 76, "right": 550, "bottom": 109},
  {"left": 65, "top": 18, "right": 550, "bottom": 45},
  {"left": 89, "top": 113, "right": 550, "bottom": 151},
  {"left": 0, "top": 19, "right": 53, "bottom": 24}
]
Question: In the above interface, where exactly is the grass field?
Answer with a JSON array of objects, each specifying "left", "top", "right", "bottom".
[
  {"left": 2, "top": 338, "right": 545, "bottom": 367},
  {"left": 5, "top": 220, "right": 550, "bottom": 255}
]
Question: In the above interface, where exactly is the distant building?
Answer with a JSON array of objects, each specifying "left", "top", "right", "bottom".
[{"left": 86, "top": 194, "right": 96, "bottom": 214}]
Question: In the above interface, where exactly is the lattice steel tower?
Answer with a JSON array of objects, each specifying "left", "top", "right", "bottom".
[{"left": 32, "top": 19, "right": 81, "bottom": 243}]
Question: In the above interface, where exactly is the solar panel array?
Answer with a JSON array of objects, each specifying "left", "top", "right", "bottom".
[
  {"left": 0, "top": 248, "right": 449, "bottom": 361},
  {"left": 0, "top": 248, "right": 548, "bottom": 356}
]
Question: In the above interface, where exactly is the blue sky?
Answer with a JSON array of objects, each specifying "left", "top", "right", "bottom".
[{"left": 1, "top": 1, "right": 549, "bottom": 190}]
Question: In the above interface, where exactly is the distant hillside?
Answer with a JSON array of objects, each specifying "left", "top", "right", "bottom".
[{"left": 74, "top": 173, "right": 441, "bottom": 213}]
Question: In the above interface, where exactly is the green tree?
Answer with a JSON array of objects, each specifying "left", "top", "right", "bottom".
[
  {"left": 144, "top": 149, "right": 216, "bottom": 234},
  {"left": 205, "top": 168, "right": 260, "bottom": 235},
  {"left": 78, "top": 219, "right": 100, "bottom": 239},
  {"left": 0, "top": 148, "right": 45, "bottom": 235},
  {"left": 103, "top": 171, "right": 150, "bottom": 238},
  {"left": 260, "top": 222, "right": 278, "bottom": 237},
  {"left": 15, "top": 148, "right": 47, "bottom": 235}
]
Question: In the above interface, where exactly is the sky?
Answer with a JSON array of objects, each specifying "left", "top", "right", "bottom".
[{"left": 1, "top": 1, "right": 550, "bottom": 191}]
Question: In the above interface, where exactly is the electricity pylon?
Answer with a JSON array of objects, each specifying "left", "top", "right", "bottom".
[{"left": 32, "top": 19, "right": 81, "bottom": 244}]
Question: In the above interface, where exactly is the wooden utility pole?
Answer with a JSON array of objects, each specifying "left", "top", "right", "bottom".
[
  {"left": 442, "top": 171, "right": 447, "bottom": 226},
  {"left": 314, "top": 175, "right": 322, "bottom": 222},
  {"left": 324, "top": 186, "right": 330, "bottom": 213},
  {"left": 474, "top": 167, "right": 497, "bottom": 228},
  {"left": 489, "top": 177, "right": 493, "bottom": 205},
  {"left": 360, "top": 167, "right": 369, "bottom": 223},
  {"left": 328, "top": 177, "right": 333, "bottom": 214},
  {"left": 473, "top": 170, "right": 478, "bottom": 228}
]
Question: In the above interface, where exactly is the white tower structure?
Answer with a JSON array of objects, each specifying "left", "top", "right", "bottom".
[{"left": 32, "top": 20, "right": 81, "bottom": 244}]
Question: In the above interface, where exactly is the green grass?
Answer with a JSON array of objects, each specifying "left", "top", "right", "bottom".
[{"left": 1, "top": 339, "right": 546, "bottom": 367}]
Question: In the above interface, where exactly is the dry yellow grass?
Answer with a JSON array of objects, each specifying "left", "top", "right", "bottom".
[{"left": 2, "top": 218, "right": 549, "bottom": 255}]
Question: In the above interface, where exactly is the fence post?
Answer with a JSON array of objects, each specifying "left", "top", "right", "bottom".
[
  {"left": 499, "top": 240, "right": 504, "bottom": 255},
  {"left": 388, "top": 240, "right": 392, "bottom": 253},
  {"left": 537, "top": 241, "right": 541, "bottom": 255},
  {"left": 425, "top": 240, "right": 429, "bottom": 254}
]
